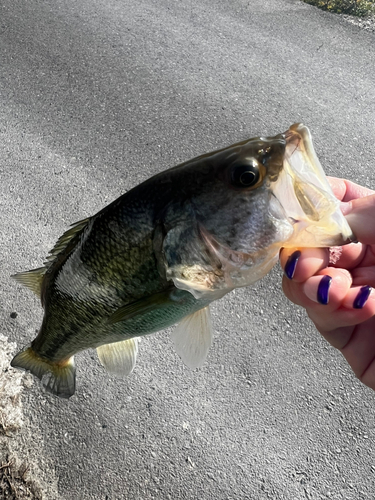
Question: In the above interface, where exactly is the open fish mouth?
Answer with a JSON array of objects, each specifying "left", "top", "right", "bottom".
[{"left": 270, "top": 123, "right": 356, "bottom": 248}]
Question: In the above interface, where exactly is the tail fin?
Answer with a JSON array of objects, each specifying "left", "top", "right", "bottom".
[{"left": 11, "top": 347, "right": 76, "bottom": 399}]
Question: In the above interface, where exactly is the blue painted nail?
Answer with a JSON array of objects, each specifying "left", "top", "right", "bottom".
[
  {"left": 353, "top": 286, "right": 372, "bottom": 309},
  {"left": 317, "top": 275, "right": 332, "bottom": 305},
  {"left": 284, "top": 250, "right": 301, "bottom": 280}
]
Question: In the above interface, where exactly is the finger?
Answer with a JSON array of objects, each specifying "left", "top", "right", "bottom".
[
  {"left": 341, "top": 318, "right": 375, "bottom": 389},
  {"left": 282, "top": 267, "right": 351, "bottom": 309},
  {"left": 345, "top": 194, "right": 375, "bottom": 245},
  {"left": 308, "top": 287, "right": 375, "bottom": 333},
  {"left": 318, "top": 325, "right": 355, "bottom": 350},
  {"left": 328, "top": 177, "right": 375, "bottom": 202},
  {"left": 319, "top": 321, "right": 375, "bottom": 391},
  {"left": 282, "top": 276, "right": 306, "bottom": 307},
  {"left": 330, "top": 241, "right": 365, "bottom": 270},
  {"left": 357, "top": 351, "right": 375, "bottom": 391},
  {"left": 351, "top": 266, "right": 375, "bottom": 287},
  {"left": 279, "top": 248, "right": 329, "bottom": 283},
  {"left": 328, "top": 177, "right": 347, "bottom": 201},
  {"left": 302, "top": 268, "right": 352, "bottom": 310}
]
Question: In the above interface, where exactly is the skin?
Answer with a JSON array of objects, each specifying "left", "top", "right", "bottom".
[{"left": 280, "top": 177, "right": 375, "bottom": 390}]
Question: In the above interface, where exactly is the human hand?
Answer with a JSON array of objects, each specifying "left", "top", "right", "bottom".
[{"left": 280, "top": 177, "right": 375, "bottom": 390}]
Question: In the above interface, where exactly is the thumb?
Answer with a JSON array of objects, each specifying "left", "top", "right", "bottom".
[{"left": 345, "top": 193, "right": 375, "bottom": 245}]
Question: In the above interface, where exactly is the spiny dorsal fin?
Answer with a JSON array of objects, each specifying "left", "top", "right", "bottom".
[
  {"left": 171, "top": 306, "right": 212, "bottom": 369},
  {"left": 44, "top": 217, "right": 90, "bottom": 265},
  {"left": 11, "top": 267, "right": 46, "bottom": 296},
  {"left": 97, "top": 338, "right": 139, "bottom": 376}
]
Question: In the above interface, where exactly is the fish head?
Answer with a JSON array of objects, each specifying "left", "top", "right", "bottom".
[{"left": 164, "top": 124, "right": 355, "bottom": 297}]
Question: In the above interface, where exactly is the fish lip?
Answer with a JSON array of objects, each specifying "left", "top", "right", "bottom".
[
  {"left": 284, "top": 123, "right": 305, "bottom": 143},
  {"left": 324, "top": 232, "right": 357, "bottom": 247},
  {"left": 270, "top": 123, "right": 356, "bottom": 248},
  {"left": 283, "top": 123, "right": 312, "bottom": 156}
]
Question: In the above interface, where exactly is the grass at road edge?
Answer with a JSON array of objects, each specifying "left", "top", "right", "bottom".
[{"left": 302, "top": 0, "right": 375, "bottom": 16}]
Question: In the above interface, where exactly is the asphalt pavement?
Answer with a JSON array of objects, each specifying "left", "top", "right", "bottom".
[{"left": 1, "top": 0, "right": 375, "bottom": 498}]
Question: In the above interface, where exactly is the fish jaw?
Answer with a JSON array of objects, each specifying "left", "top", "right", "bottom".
[{"left": 270, "top": 123, "right": 356, "bottom": 248}]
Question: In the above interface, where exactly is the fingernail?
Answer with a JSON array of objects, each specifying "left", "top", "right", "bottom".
[
  {"left": 353, "top": 286, "right": 372, "bottom": 309},
  {"left": 317, "top": 275, "right": 332, "bottom": 305},
  {"left": 340, "top": 201, "right": 353, "bottom": 216},
  {"left": 284, "top": 250, "right": 301, "bottom": 280}
]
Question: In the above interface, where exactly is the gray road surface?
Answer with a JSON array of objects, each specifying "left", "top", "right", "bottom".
[{"left": 1, "top": 0, "right": 375, "bottom": 498}]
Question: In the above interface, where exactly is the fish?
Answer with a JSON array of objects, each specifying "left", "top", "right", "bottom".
[{"left": 10, "top": 123, "right": 355, "bottom": 398}]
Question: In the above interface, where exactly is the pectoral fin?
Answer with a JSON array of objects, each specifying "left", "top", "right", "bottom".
[
  {"left": 97, "top": 338, "right": 139, "bottom": 376},
  {"left": 108, "top": 289, "right": 175, "bottom": 324},
  {"left": 171, "top": 306, "right": 212, "bottom": 369}
]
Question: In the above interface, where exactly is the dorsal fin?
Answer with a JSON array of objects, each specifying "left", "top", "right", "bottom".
[
  {"left": 12, "top": 267, "right": 46, "bottom": 296},
  {"left": 44, "top": 217, "right": 90, "bottom": 265}
]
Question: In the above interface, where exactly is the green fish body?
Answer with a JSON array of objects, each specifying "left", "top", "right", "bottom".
[{"left": 11, "top": 124, "right": 355, "bottom": 398}]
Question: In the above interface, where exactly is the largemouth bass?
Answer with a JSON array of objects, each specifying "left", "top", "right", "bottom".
[{"left": 11, "top": 124, "right": 354, "bottom": 398}]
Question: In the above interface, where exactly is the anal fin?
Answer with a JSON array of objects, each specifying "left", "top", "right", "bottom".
[
  {"left": 96, "top": 338, "right": 139, "bottom": 376},
  {"left": 171, "top": 306, "right": 212, "bottom": 369},
  {"left": 11, "top": 347, "right": 75, "bottom": 398}
]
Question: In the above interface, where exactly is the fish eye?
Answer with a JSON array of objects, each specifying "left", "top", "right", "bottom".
[{"left": 230, "top": 160, "right": 261, "bottom": 188}]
